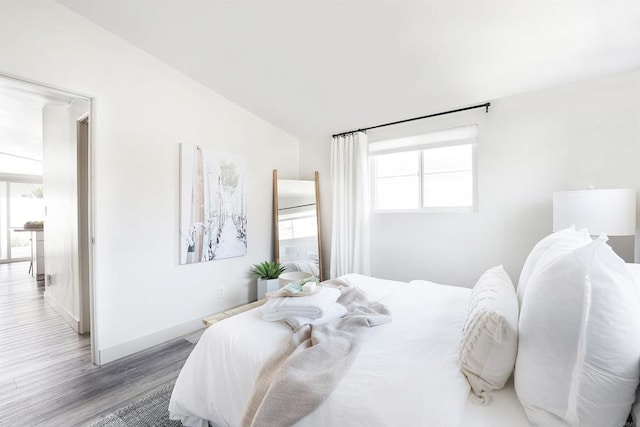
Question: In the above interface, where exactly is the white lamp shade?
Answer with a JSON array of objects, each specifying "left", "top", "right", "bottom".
[{"left": 553, "top": 189, "right": 636, "bottom": 236}]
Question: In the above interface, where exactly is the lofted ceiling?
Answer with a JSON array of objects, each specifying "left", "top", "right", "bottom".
[{"left": 56, "top": 0, "right": 640, "bottom": 142}]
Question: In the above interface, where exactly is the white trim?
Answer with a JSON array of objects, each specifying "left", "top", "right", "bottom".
[
  {"left": 0, "top": 71, "right": 93, "bottom": 101},
  {"left": 86, "top": 102, "right": 98, "bottom": 365},
  {"left": 97, "top": 317, "right": 205, "bottom": 365},
  {"left": 471, "top": 140, "right": 479, "bottom": 210},
  {"left": 44, "top": 290, "right": 80, "bottom": 332},
  {"left": 369, "top": 137, "right": 477, "bottom": 156},
  {"left": 369, "top": 124, "right": 478, "bottom": 155}
]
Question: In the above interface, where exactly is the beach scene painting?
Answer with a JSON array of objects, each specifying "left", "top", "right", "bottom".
[{"left": 179, "top": 143, "right": 247, "bottom": 264}]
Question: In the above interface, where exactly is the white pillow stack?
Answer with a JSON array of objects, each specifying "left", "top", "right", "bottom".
[
  {"left": 459, "top": 265, "right": 519, "bottom": 402},
  {"left": 515, "top": 231, "right": 640, "bottom": 427},
  {"left": 516, "top": 226, "right": 590, "bottom": 307}
]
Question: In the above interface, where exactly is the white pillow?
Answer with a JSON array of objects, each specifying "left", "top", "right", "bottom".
[
  {"left": 634, "top": 386, "right": 640, "bottom": 425},
  {"left": 628, "top": 264, "right": 640, "bottom": 424},
  {"left": 515, "top": 236, "right": 640, "bottom": 427},
  {"left": 459, "top": 265, "right": 519, "bottom": 402},
  {"left": 516, "top": 226, "right": 590, "bottom": 307},
  {"left": 627, "top": 263, "right": 640, "bottom": 287}
]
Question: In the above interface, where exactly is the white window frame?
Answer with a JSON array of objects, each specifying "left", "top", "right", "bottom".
[
  {"left": 369, "top": 125, "right": 478, "bottom": 213},
  {"left": 0, "top": 174, "right": 44, "bottom": 262}
]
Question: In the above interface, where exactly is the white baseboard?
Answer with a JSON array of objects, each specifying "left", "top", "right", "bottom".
[
  {"left": 97, "top": 317, "right": 205, "bottom": 365},
  {"left": 44, "top": 290, "right": 80, "bottom": 332}
]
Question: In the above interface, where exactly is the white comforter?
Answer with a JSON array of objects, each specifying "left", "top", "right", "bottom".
[{"left": 169, "top": 274, "right": 473, "bottom": 427}]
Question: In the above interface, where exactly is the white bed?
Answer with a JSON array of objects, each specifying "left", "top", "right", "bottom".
[
  {"left": 281, "top": 259, "right": 320, "bottom": 277},
  {"left": 169, "top": 274, "right": 532, "bottom": 427}
]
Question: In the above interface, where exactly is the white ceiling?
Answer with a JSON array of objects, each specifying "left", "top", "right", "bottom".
[
  {"left": 57, "top": 0, "right": 640, "bottom": 142},
  {"left": 0, "top": 78, "right": 76, "bottom": 174}
]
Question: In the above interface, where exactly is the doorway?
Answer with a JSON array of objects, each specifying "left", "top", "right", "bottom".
[{"left": 0, "top": 73, "right": 95, "bottom": 361}]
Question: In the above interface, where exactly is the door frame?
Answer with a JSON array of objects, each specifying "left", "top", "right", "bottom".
[
  {"left": 77, "top": 114, "right": 91, "bottom": 335},
  {"left": 0, "top": 72, "right": 98, "bottom": 364}
]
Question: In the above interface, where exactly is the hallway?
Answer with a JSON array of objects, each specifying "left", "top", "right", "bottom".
[{"left": 0, "top": 262, "right": 196, "bottom": 426}]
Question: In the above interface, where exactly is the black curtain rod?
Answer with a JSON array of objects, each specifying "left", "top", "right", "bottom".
[{"left": 332, "top": 102, "right": 491, "bottom": 139}]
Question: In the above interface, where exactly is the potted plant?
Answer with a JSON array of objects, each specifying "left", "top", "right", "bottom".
[{"left": 252, "top": 261, "right": 286, "bottom": 299}]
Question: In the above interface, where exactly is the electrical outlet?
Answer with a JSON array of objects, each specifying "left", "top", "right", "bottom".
[{"left": 217, "top": 287, "right": 225, "bottom": 298}]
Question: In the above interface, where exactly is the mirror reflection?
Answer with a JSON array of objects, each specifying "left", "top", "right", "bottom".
[{"left": 274, "top": 170, "right": 323, "bottom": 282}]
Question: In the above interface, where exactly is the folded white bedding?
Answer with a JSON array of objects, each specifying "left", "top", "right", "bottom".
[
  {"left": 261, "top": 287, "right": 341, "bottom": 321},
  {"left": 285, "top": 302, "right": 347, "bottom": 329}
]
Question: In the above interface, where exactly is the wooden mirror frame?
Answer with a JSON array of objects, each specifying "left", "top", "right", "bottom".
[{"left": 273, "top": 170, "right": 323, "bottom": 282}]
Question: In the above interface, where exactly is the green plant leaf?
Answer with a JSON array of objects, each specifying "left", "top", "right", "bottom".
[{"left": 251, "top": 261, "right": 286, "bottom": 279}]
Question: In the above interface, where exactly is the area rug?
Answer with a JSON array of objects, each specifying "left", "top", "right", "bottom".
[
  {"left": 90, "top": 382, "right": 180, "bottom": 427},
  {"left": 91, "top": 302, "right": 264, "bottom": 427}
]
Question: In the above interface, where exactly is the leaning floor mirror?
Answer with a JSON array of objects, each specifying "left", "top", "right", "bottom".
[{"left": 273, "top": 170, "right": 323, "bottom": 282}]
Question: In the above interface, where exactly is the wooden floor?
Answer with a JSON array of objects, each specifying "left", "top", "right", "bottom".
[{"left": 0, "top": 262, "right": 198, "bottom": 426}]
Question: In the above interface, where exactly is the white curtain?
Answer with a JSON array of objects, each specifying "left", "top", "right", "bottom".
[{"left": 330, "top": 131, "right": 371, "bottom": 278}]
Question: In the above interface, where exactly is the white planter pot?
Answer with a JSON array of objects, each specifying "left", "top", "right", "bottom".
[{"left": 257, "top": 278, "right": 280, "bottom": 300}]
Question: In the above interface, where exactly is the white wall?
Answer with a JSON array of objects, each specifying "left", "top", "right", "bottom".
[
  {"left": 300, "top": 70, "right": 640, "bottom": 287},
  {"left": 42, "top": 99, "right": 89, "bottom": 331},
  {"left": 0, "top": 0, "right": 299, "bottom": 363}
]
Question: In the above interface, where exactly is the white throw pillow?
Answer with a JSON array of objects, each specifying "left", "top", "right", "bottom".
[
  {"left": 515, "top": 236, "right": 640, "bottom": 427},
  {"left": 516, "top": 226, "right": 590, "bottom": 307},
  {"left": 459, "top": 265, "right": 519, "bottom": 402}
]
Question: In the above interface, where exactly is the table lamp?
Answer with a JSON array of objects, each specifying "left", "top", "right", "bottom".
[
  {"left": 553, "top": 188, "right": 636, "bottom": 235},
  {"left": 553, "top": 188, "right": 636, "bottom": 261}
]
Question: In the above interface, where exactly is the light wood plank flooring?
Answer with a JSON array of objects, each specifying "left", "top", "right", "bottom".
[{"left": 0, "top": 262, "right": 198, "bottom": 426}]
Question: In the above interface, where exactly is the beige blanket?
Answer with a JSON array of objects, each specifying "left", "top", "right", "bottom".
[{"left": 240, "top": 285, "right": 391, "bottom": 427}]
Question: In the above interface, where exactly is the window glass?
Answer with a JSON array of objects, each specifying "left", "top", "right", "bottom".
[
  {"left": 423, "top": 145, "right": 472, "bottom": 174},
  {"left": 422, "top": 145, "right": 473, "bottom": 207},
  {"left": 423, "top": 170, "right": 473, "bottom": 207},
  {"left": 374, "top": 151, "right": 419, "bottom": 210},
  {"left": 9, "top": 182, "right": 44, "bottom": 259},
  {"left": 376, "top": 176, "right": 420, "bottom": 210},
  {"left": 370, "top": 126, "right": 476, "bottom": 211},
  {"left": 375, "top": 151, "right": 419, "bottom": 177}
]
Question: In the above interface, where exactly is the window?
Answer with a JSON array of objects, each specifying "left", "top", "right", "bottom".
[
  {"left": 0, "top": 180, "right": 44, "bottom": 261},
  {"left": 370, "top": 125, "right": 477, "bottom": 211},
  {"left": 278, "top": 214, "right": 317, "bottom": 240}
]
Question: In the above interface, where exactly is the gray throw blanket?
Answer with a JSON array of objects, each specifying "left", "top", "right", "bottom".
[{"left": 240, "top": 285, "right": 392, "bottom": 427}]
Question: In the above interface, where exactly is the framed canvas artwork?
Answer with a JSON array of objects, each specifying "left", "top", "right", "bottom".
[{"left": 179, "top": 143, "right": 247, "bottom": 264}]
